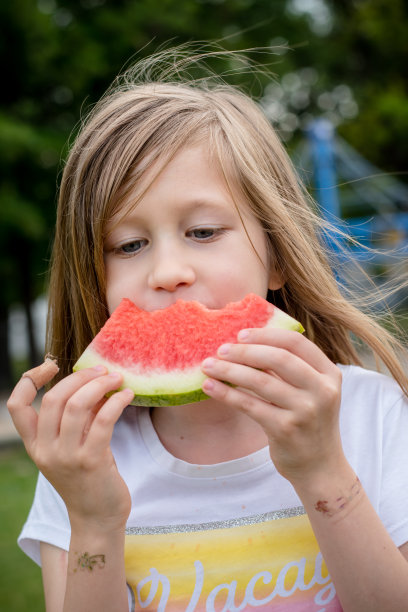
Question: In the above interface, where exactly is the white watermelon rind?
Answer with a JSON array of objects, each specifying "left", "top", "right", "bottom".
[
  {"left": 73, "top": 348, "right": 209, "bottom": 406},
  {"left": 73, "top": 305, "right": 304, "bottom": 407}
]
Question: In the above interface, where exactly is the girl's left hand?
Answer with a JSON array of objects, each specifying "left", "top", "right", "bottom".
[{"left": 201, "top": 327, "right": 345, "bottom": 488}]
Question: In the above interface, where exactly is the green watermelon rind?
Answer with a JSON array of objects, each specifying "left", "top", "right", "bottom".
[
  {"left": 73, "top": 301, "right": 304, "bottom": 407},
  {"left": 107, "top": 388, "right": 208, "bottom": 407}
]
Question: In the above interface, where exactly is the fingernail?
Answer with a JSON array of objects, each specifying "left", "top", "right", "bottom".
[
  {"left": 203, "top": 379, "right": 214, "bottom": 392},
  {"left": 202, "top": 358, "right": 215, "bottom": 370},
  {"left": 108, "top": 372, "right": 121, "bottom": 380},
  {"left": 238, "top": 329, "right": 250, "bottom": 341},
  {"left": 93, "top": 365, "right": 106, "bottom": 372},
  {"left": 217, "top": 343, "right": 230, "bottom": 356}
]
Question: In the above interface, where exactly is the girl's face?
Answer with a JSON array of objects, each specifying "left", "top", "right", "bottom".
[{"left": 103, "top": 144, "right": 281, "bottom": 314}]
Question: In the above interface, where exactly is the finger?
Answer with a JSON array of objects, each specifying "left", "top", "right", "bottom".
[
  {"left": 36, "top": 366, "right": 108, "bottom": 443},
  {"left": 58, "top": 373, "right": 125, "bottom": 448},
  {"left": 202, "top": 376, "right": 282, "bottom": 431},
  {"left": 81, "top": 397, "right": 106, "bottom": 440},
  {"left": 202, "top": 357, "right": 299, "bottom": 408},
  {"left": 7, "top": 378, "right": 40, "bottom": 446},
  {"left": 237, "top": 327, "right": 336, "bottom": 374},
  {"left": 214, "top": 343, "right": 317, "bottom": 390},
  {"left": 84, "top": 388, "right": 134, "bottom": 454},
  {"left": 7, "top": 357, "right": 60, "bottom": 446},
  {"left": 22, "top": 355, "right": 59, "bottom": 391}
]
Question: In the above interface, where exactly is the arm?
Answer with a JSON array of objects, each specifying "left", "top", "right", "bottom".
[
  {"left": 63, "top": 522, "right": 128, "bottom": 612},
  {"left": 8, "top": 363, "right": 133, "bottom": 612},
  {"left": 41, "top": 530, "right": 128, "bottom": 612},
  {"left": 202, "top": 328, "right": 408, "bottom": 611},
  {"left": 294, "top": 459, "right": 408, "bottom": 610},
  {"left": 41, "top": 543, "right": 67, "bottom": 612}
]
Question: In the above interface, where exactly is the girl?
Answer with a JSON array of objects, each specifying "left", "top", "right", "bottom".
[{"left": 8, "top": 48, "right": 408, "bottom": 611}]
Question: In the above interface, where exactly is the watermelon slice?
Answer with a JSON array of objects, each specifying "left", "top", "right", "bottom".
[{"left": 73, "top": 294, "right": 304, "bottom": 407}]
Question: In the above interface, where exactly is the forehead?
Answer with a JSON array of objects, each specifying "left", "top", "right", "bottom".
[{"left": 109, "top": 142, "right": 249, "bottom": 224}]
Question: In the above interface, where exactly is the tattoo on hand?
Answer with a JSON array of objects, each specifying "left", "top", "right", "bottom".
[
  {"left": 314, "top": 476, "right": 361, "bottom": 517},
  {"left": 73, "top": 552, "right": 106, "bottom": 572}
]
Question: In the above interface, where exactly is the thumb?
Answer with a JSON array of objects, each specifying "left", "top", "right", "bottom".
[
  {"left": 7, "top": 355, "right": 60, "bottom": 446},
  {"left": 22, "top": 354, "right": 60, "bottom": 390}
]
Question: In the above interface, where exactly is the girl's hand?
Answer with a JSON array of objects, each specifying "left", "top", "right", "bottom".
[
  {"left": 201, "top": 327, "right": 345, "bottom": 487},
  {"left": 7, "top": 365, "right": 134, "bottom": 532}
]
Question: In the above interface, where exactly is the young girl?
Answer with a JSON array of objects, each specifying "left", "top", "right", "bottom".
[{"left": 8, "top": 48, "right": 408, "bottom": 612}]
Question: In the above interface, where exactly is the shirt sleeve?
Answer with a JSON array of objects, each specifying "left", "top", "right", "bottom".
[
  {"left": 379, "top": 392, "right": 408, "bottom": 548},
  {"left": 18, "top": 472, "right": 71, "bottom": 566}
]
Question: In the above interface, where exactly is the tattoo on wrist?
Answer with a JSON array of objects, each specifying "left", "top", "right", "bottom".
[
  {"left": 73, "top": 552, "right": 106, "bottom": 572},
  {"left": 314, "top": 476, "right": 361, "bottom": 517}
]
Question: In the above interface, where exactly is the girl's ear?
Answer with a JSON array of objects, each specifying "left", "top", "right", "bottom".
[{"left": 268, "top": 267, "right": 284, "bottom": 291}]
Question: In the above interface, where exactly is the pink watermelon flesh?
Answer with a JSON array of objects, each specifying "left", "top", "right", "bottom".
[{"left": 73, "top": 294, "right": 304, "bottom": 406}]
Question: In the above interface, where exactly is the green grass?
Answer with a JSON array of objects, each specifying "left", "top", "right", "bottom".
[{"left": 0, "top": 443, "right": 45, "bottom": 611}]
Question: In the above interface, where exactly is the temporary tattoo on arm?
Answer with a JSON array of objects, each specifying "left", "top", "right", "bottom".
[
  {"left": 314, "top": 476, "right": 362, "bottom": 517},
  {"left": 73, "top": 552, "right": 106, "bottom": 572}
]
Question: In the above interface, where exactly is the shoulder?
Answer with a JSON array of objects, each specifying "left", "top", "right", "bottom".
[
  {"left": 337, "top": 365, "right": 408, "bottom": 538},
  {"left": 337, "top": 364, "right": 408, "bottom": 451},
  {"left": 338, "top": 364, "right": 406, "bottom": 415}
]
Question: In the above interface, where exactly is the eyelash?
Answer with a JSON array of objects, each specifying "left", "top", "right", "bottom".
[
  {"left": 187, "top": 227, "right": 225, "bottom": 241},
  {"left": 113, "top": 240, "right": 147, "bottom": 257},
  {"left": 113, "top": 227, "right": 225, "bottom": 257}
]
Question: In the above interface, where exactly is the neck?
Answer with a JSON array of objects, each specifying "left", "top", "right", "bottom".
[{"left": 150, "top": 399, "right": 269, "bottom": 464}]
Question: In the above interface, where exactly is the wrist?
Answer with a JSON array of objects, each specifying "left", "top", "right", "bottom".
[
  {"left": 292, "top": 460, "right": 362, "bottom": 519},
  {"left": 68, "top": 522, "right": 126, "bottom": 573},
  {"left": 68, "top": 513, "right": 127, "bottom": 540},
  {"left": 64, "top": 518, "right": 128, "bottom": 612}
]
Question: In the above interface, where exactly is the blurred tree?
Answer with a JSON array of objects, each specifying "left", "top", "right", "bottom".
[
  {"left": 0, "top": 0, "right": 406, "bottom": 387},
  {"left": 304, "top": 0, "right": 408, "bottom": 172}
]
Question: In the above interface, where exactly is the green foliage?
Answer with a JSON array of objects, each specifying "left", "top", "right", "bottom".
[{"left": 0, "top": 445, "right": 44, "bottom": 611}]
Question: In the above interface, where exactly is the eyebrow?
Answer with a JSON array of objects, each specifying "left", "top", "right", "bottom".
[
  {"left": 121, "top": 197, "right": 236, "bottom": 222},
  {"left": 179, "top": 198, "right": 233, "bottom": 213}
]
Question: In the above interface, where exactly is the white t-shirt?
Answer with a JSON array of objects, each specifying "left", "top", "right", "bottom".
[{"left": 18, "top": 365, "right": 408, "bottom": 611}]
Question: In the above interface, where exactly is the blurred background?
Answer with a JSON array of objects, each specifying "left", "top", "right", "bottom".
[{"left": 1, "top": 1, "right": 407, "bottom": 609}]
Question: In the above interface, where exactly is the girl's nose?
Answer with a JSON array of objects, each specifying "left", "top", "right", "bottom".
[{"left": 147, "top": 248, "right": 196, "bottom": 292}]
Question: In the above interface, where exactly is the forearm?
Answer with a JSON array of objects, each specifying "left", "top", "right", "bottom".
[
  {"left": 63, "top": 522, "right": 128, "bottom": 612},
  {"left": 294, "top": 463, "right": 408, "bottom": 611}
]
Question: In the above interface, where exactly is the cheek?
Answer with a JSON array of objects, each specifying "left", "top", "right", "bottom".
[
  {"left": 104, "top": 257, "right": 147, "bottom": 314},
  {"left": 104, "top": 288, "right": 118, "bottom": 316},
  {"left": 216, "top": 253, "right": 270, "bottom": 298},
  {"left": 104, "top": 260, "right": 125, "bottom": 314}
]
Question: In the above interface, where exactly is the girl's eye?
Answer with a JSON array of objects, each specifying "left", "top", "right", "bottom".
[
  {"left": 188, "top": 228, "right": 224, "bottom": 241},
  {"left": 115, "top": 239, "right": 147, "bottom": 256}
]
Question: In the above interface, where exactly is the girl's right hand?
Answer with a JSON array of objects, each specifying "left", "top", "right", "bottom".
[{"left": 7, "top": 365, "right": 134, "bottom": 533}]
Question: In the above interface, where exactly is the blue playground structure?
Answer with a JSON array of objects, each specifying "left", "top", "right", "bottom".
[{"left": 296, "top": 119, "right": 408, "bottom": 306}]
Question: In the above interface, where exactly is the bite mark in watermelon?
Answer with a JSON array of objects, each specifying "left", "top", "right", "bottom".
[{"left": 73, "top": 294, "right": 304, "bottom": 406}]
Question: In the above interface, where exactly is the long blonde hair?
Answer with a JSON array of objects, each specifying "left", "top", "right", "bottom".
[{"left": 47, "top": 46, "right": 408, "bottom": 395}]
